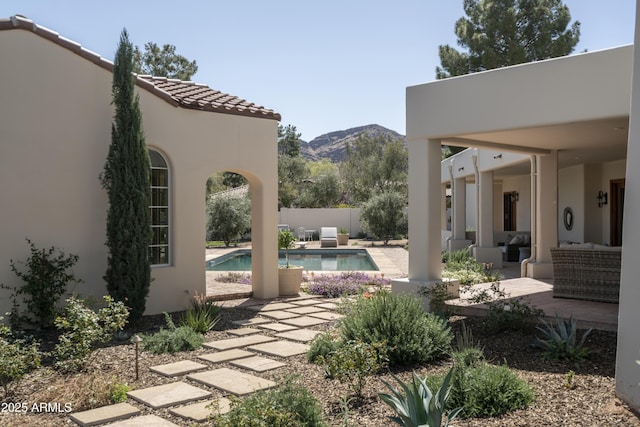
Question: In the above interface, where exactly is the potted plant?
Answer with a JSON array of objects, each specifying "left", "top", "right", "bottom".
[
  {"left": 278, "top": 229, "right": 303, "bottom": 296},
  {"left": 337, "top": 227, "right": 349, "bottom": 246}
]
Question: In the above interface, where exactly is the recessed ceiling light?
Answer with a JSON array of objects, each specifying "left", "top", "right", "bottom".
[{"left": 613, "top": 126, "right": 626, "bottom": 131}]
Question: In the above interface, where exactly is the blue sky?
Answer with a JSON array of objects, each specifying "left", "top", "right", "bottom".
[{"left": 2, "top": 1, "right": 636, "bottom": 141}]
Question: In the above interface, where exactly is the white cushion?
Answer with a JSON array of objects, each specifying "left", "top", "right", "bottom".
[{"left": 509, "top": 235, "right": 524, "bottom": 245}]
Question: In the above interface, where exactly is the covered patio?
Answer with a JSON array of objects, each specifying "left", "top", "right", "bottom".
[{"left": 401, "top": 28, "right": 640, "bottom": 409}]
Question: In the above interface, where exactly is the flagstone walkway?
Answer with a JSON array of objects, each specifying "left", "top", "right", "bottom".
[{"left": 69, "top": 296, "right": 342, "bottom": 426}]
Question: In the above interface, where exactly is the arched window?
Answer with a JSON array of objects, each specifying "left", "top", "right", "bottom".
[{"left": 149, "top": 149, "right": 169, "bottom": 265}]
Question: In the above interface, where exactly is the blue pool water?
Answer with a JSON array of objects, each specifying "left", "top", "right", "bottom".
[{"left": 206, "top": 249, "right": 379, "bottom": 271}]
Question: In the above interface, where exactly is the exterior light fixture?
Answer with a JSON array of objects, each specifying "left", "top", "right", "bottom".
[
  {"left": 597, "top": 191, "right": 608, "bottom": 208},
  {"left": 132, "top": 334, "right": 143, "bottom": 380},
  {"left": 493, "top": 154, "right": 502, "bottom": 159}
]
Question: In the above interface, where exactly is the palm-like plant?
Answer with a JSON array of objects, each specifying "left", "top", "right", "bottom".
[{"left": 379, "top": 368, "right": 463, "bottom": 427}]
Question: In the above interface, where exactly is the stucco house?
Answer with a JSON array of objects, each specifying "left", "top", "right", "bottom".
[
  {"left": 0, "top": 15, "right": 281, "bottom": 317},
  {"left": 400, "top": 4, "right": 640, "bottom": 410}
]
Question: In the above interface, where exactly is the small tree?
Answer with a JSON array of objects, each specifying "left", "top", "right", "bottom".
[
  {"left": 360, "top": 191, "right": 408, "bottom": 245},
  {"left": 101, "top": 29, "right": 152, "bottom": 322},
  {"left": 133, "top": 42, "right": 198, "bottom": 80},
  {"left": 207, "top": 196, "right": 251, "bottom": 247}
]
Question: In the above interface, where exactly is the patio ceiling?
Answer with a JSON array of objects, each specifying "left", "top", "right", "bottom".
[{"left": 444, "top": 116, "right": 629, "bottom": 178}]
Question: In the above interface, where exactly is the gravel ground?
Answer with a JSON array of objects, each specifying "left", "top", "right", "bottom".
[{"left": 3, "top": 305, "right": 640, "bottom": 427}]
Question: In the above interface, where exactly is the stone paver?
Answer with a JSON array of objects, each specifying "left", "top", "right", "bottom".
[
  {"left": 149, "top": 360, "right": 207, "bottom": 377},
  {"left": 288, "top": 299, "right": 323, "bottom": 306},
  {"left": 281, "top": 316, "right": 328, "bottom": 327},
  {"left": 285, "top": 306, "right": 326, "bottom": 314},
  {"left": 227, "top": 327, "right": 261, "bottom": 336},
  {"left": 258, "top": 322, "right": 299, "bottom": 332},
  {"left": 198, "top": 348, "right": 255, "bottom": 363},
  {"left": 249, "top": 340, "right": 311, "bottom": 357},
  {"left": 204, "top": 334, "right": 276, "bottom": 350},
  {"left": 70, "top": 402, "right": 140, "bottom": 427},
  {"left": 308, "top": 311, "right": 345, "bottom": 321},
  {"left": 246, "top": 302, "right": 298, "bottom": 311},
  {"left": 188, "top": 367, "right": 276, "bottom": 395},
  {"left": 107, "top": 414, "right": 180, "bottom": 426},
  {"left": 259, "top": 310, "right": 301, "bottom": 320},
  {"left": 315, "top": 302, "right": 339, "bottom": 310},
  {"left": 275, "top": 329, "right": 321, "bottom": 342},
  {"left": 127, "top": 381, "right": 211, "bottom": 409},
  {"left": 169, "top": 398, "right": 232, "bottom": 422},
  {"left": 231, "top": 317, "right": 270, "bottom": 326},
  {"left": 230, "top": 355, "right": 287, "bottom": 372}
]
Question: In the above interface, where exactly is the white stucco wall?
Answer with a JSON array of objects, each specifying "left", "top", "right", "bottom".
[
  {"left": 0, "top": 27, "right": 279, "bottom": 317},
  {"left": 616, "top": 0, "right": 640, "bottom": 409}
]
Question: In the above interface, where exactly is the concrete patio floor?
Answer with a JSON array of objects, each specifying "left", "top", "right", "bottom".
[{"left": 206, "top": 245, "right": 618, "bottom": 332}]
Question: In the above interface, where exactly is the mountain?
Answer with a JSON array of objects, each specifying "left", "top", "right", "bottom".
[{"left": 300, "top": 124, "right": 405, "bottom": 162}]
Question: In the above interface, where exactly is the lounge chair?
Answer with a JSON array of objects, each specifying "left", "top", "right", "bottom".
[{"left": 320, "top": 227, "right": 338, "bottom": 248}]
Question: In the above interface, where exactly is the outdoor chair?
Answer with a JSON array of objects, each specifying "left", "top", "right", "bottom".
[{"left": 320, "top": 227, "right": 338, "bottom": 248}]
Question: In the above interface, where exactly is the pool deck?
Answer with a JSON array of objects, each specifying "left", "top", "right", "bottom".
[{"left": 205, "top": 242, "right": 619, "bottom": 331}]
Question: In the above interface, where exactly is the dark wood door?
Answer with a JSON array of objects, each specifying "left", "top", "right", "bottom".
[
  {"left": 610, "top": 179, "right": 625, "bottom": 246},
  {"left": 504, "top": 192, "right": 517, "bottom": 231}
]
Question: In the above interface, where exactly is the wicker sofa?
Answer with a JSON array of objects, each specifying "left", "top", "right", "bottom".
[{"left": 550, "top": 245, "right": 622, "bottom": 303}]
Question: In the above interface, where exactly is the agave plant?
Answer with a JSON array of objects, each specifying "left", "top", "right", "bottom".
[
  {"left": 379, "top": 368, "right": 463, "bottom": 427},
  {"left": 534, "top": 315, "right": 592, "bottom": 361}
]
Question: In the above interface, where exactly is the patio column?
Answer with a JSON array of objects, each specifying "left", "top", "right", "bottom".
[
  {"left": 616, "top": 0, "right": 640, "bottom": 409},
  {"left": 392, "top": 138, "right": 442, "bottom": 304},
  {"left": 526, "top": 151, "right": 557, "bottom": 278},
  {"left": 448, "top": 176, "right": 471, "bottom": 251},
  {"left": 473, "top": 170, "right": 503, "bottom": 267},
  {"left": 249, "top": 178, "right": 279, "bottom": 299}
]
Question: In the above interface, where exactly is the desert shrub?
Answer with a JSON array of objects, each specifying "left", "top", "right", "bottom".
[
  {"left": 425, "top": 346, "right": 534, "bottom": 419},
  {"left": 340, "top": 292, "right": 452, "bottom": 366},
  {"left": 110, "top": 381, "right": 130, "bottom": 403},
  {"left": 179, "top": 292, "right": 221, "bottom": 334},
  {"left": 52, "top": 296, "right": 129, "bottom": 372},
  {"left": 1, "top": 239, "right": 83, "bottom": 328},
  {"left": 215, "top": 272, "right": 252, "bottom": 284},
  {"left": 318, "top": 340, "right": 388, "bottom": 396},
  {"left": 464, "top": 281, "right": 543, "bottom": 333},
  {"left": 214, "top": 376, "right": 327, "bottom": 426},
  {"left": 142, "top": 313, "right": 203, "bottom": 354},
  {"left": 307, "top": 331, "right": 341, "bottom": 363},
  {"left": 450, "top": 362, "right": 535, "bottom": 418},
  {"left": 0, "top": 318, "right": 41, "bottom": 397},
  {"left": 306, "top": 272, "right": 390, "bottom": 298}
]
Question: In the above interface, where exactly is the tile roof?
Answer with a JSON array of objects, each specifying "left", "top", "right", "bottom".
[{"left": 0, "top": 15, "right": 281, "bottom": 121}]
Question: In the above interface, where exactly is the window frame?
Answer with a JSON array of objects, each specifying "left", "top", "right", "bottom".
[{"left": 149, "top": 149, "right": 171, "bottom": 267}]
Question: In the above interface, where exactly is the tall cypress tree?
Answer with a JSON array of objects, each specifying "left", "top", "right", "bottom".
[{"left": 101, "top": 29, "right": 152, "bottom": 322}]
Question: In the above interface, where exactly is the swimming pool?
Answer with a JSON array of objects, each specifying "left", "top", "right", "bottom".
[{"left": 206, "top": 249, "right": 379, "bottom": 271}]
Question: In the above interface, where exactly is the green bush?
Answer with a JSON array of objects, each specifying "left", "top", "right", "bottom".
[
  {"left": 450, "top": 362, "right": 535, "bottom": 418},
  {"left": 142, "top": 313, "right": 203, "bottom": 354},
  {"left": 214, "top": 376, "right": 327, "bottom": 426},
  {"left": 109, "top": 381, "right": 130, "bottom": 403},
  {"left": 360, "top": 190, "right": 408, "bottom": 245},
  {"left": 179, "top": 292, "right": 221, "bottom": 334},
  {"left": 0, "top": 318, "right": 41, "bottom": 397},
  {"left": 318, "top": 340, "right": 388, "bottom": 397},
  {"left": 52, "top": 296, "right": 129, "bottom": 372},
  {"left": 307, "top": 331, "right": 341, "bottom": 363},
  {"left": 426, "top": 348, "right": 534, "bottom": 419},
  {"left": 1, "top": 239, "right": 83, "bottom": 328},
  {"left": 340, "top": 292, "right": 452, "bottom": 366},
  {"left": 206, "top": 195, "right": 251, "bottom": 247}
]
